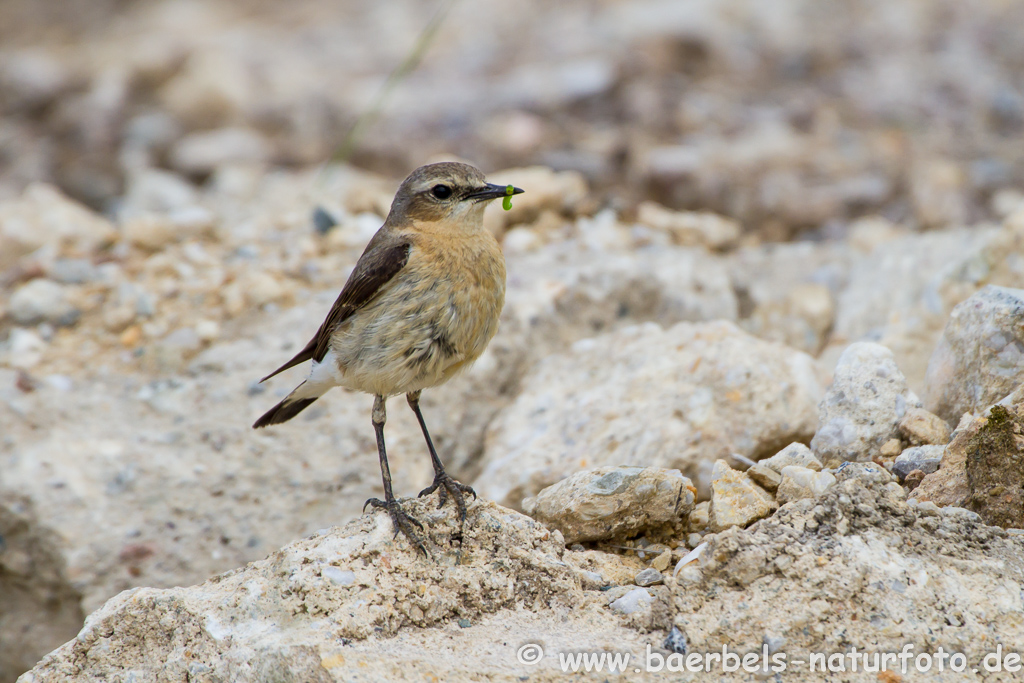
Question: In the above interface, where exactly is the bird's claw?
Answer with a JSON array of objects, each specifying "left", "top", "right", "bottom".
[
  {"left": 418, "top": 472, "right": 476, "bottom": 526},
  {"left": 364, "top": 496, "right": 428, "bottom": 557}
]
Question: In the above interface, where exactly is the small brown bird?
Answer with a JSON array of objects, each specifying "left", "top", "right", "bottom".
[{"left": 253, "top": 162, "right": 522, "bottom": 554}]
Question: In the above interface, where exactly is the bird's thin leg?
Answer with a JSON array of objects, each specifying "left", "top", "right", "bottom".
[
  {"left": 409, "top": 391, "right": 476, "bottom": 527},
  {"left": 362, "top": 394, "right": 428, "bottom": 556}
]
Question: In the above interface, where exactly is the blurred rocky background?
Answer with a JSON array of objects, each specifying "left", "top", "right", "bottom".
[{"left": 4, "top": 0, "right": 1024, "bottom": 680}]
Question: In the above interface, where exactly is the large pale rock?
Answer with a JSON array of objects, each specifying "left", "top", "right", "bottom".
[
  {"left": 708, "top": 460, "right": 777, "bottom": 532},
  {"left": 479, "top": 321, "right": 823, "bottom": 508},
  {"left": 17, "top": 500, "right": 599, "bottom": 682},
  {"left": 522, "top": 466, "right": 696, "bottom": 544},
  {"left": 811, "top": 342, "right": 920, "bottom": 467},
  {"left": 924, "top": 285, "right": 1024, "bottom": 423},
  {"left": 672, "top": 463, "right": 1024, "bottom": 670}
]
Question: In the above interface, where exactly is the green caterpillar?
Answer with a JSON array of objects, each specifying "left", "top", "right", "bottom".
[{"left": 503, "top": 184, "right": 514, "bottom": 211}]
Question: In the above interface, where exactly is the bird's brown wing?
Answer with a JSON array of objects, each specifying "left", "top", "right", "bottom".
[{"left": 258, "top": 235, "right": 412, "bottom": 382}]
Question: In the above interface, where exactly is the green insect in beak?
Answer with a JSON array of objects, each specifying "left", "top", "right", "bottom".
[{"left": 503, "top": 184, "right": 514, "bottom": 211}]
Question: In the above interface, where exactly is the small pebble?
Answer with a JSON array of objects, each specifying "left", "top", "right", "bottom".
[
  {"left": 650, "top": 549, "right": 672, "bottom": 572},
  {"left": 663, "top": 626, "right": 688, "bottom": 655},
  {"left": 609, "top": 588, "right": 652, "bottom": 615},
  {"left": 634, "top": 567, "right": 663, "bottom": 587},
  {"left": 458, "top": 618, "right": 472, "bottom": 628}
]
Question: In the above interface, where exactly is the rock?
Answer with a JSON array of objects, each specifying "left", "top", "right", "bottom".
[
  {"left": 122, "top": 208, "right": 213, "bottom": 251},
  {"left": 122, "top": 168, "right": 199, "bottom": 214},
  {"left": 879, "top": 438, "right": 903, "bottom": 458},
  {"left": 635, "top": 202, "right": 740, "bottom": 250},
  {"left": 741, "top": 282, "right": 835, "bottom": 356},
  {"left": 18, "top": 499, "right": 593, "bottom": 682},
  {"left": 829, "top": 224, "right": 1024, "bottom": 392},
  {"left": 47, "top": 258, "right": 98, "bottom": 285},
  {"left": 521, "top": 467, "right": 695, "bottom": 544},
  {"left": 609, "top": 588, "right": 653, "bottom": 615},
  {"left": 687, "top": 502, "right": 710, "bottom": 533},
  {"left": 963, "top": 405, "right": 1024, "bottom": 529},
  {"left": 708, "top": 460, "right": 777, "bottom": 532},
  {"left": 671, "top": 460, "right": 1024, "bottom": 664},
  {"left": 650, "top": 550, "right": 672, "bottom": 572},
  {"left": 0, "top": 184, "right": 117, "bottom": 269},
  {"left": 775, "top": 466, "right": 837, "bottom": 504},
  {"left": 480, "top": 321, "right": 822, "bottom": 507},
  {"left": 892, "top": 445, "right": 944, "bottom": 481},
  {"left": 2, "top": 328, "right": 47, "bottom": 369},
  {"left": 169, "top": 127, "right": 272, "bottom": 176},
  {"left": 910, "top": 437, "right": 970, "bottom": 508},
  {"left": 903, "top": 469, "right": 925, "bottom": 491},
  {"left": 925, "top": 285, "right": 1024, "bottom": 423},
  {"left": 634, "top": 568, "right": 663, "bottom": 587},
  {"left": 811, "top": 342, "right": 920, "bottom": 467},
  {"left": 745, "top": 463, "right": 781, "bottom": 493},
  {"left": 0, "top": 496, "right": 84, "bottom": 683},
  {"left": 7, "top": 279, "right": 79, "bottom": 327},
  {"left": 898, "top": 406, "right": 951, "bottom": 445},
  {"left": 760, "top": 442, "right": 822, "bottom": 473}
]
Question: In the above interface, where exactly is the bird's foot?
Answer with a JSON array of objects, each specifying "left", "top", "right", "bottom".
[
  {"left": 363, "top": 496, "right": 429, "bottom": 557},
  {"left": 418, "top": 471, "right": 476, "bottom": 526}
]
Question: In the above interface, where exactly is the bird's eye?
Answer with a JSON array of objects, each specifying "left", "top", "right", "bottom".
[{"left": 431, "top": 184, "right": 453, "bottom": 200}]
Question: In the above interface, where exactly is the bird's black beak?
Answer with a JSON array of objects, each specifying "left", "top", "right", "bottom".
[{"left": 466, "top": 183, "right": 525, "bottom": 202}]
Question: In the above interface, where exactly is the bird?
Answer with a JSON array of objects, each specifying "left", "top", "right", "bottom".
[{"left": 253, "top": 162, "right": 523, "bottom": 555}]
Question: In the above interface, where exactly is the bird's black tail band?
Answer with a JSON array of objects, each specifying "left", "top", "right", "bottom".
[{"left": 252, "top": 395, "right": 319, "bottom": 428}]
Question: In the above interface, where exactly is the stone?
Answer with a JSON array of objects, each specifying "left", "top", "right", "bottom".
[
  {"left": 925, "top": 285, "right": 1024, "bottom": 423},
  {"left": 963, "top": 405, "right": 1024, "bottom": 529},
  {"left": 650, "top": 550, "right": 672, "bottom": 573},
  {"left": 480, "top": 321, "right": 822, "bottom": 507},
  {"left": 909, "top": 414, "right": 977, "bottom": 508},
  {"left": 745, "top": 463, "right": 781, "bottom": 493},
  {"left": 760, "top": 442, "right": 822, "bottom": 474},
  {"left": 3, "top": 328, "right": 46, "bottom": 369},
  {"left": 811, "top": 342, "right": 920, "bottom": 467},
  {"left": 0, "top": 184, "right": 116, "bottom": 269},
  {"left": 671, "top": 460, "right": 1024, "bottom": 664},
  {"left": 829, "top": 223, "right": 1023, "bottom": 392},
  {"left": 635, "top": 202, "right": 740, "bottom": 250},
  {"left": 169, "top": 127, "right": 272, "bottom": 176},
  {"left": 708, "top": 460, "right": 777, "bottom": 532},
  {"left": 903, "top": 469, "right": 925, "bottom": 491},
  {"left": 687, "top": 502, "right": 710, "bottom": 533},
  {"left": 879, "top": 438, "right": 903, "bottom": 458},
  {"left": 891, "top": 445, "right": 944, "bottom": 481},
  {"left": 18, "top": 500, "right": 588, "bottom": 682},
  {"left": 898, "top": 406, "right": 951, "bottom": 446},
  {"left": 775, "top": 466, "right": 837, "bottom": 504},
  {"left": 634, "top": 568, "right": 663, "bottom": 587},
  {"left": 0, "top": 496, "right": 84, "bottom": 683},
  {"left": 8, "top": 279, "right": 78, "bottom": 327},
  {"left": 521, "top": 467, "right": 696, "bottom": 544},
  {"left": 609, "top": 588, "right": 653, "bottom": 615}
]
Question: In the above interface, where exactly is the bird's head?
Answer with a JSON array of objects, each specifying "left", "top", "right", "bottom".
[{"left": 387, "top": 161, "right": 523, "bottom": 228}]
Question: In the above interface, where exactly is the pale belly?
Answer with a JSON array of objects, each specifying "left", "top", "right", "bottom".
[{"left": 318, "top": 264, "right": 505, "bottom": 397}]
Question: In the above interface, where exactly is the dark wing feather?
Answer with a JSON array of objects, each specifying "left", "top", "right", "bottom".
[{"left": 258, "top": 237, "right": 411, "bottom": 382}]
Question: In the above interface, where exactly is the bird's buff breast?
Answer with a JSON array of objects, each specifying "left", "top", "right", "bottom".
[{"left": 328, "top": 239, "right": 505, "bottom": 396}]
